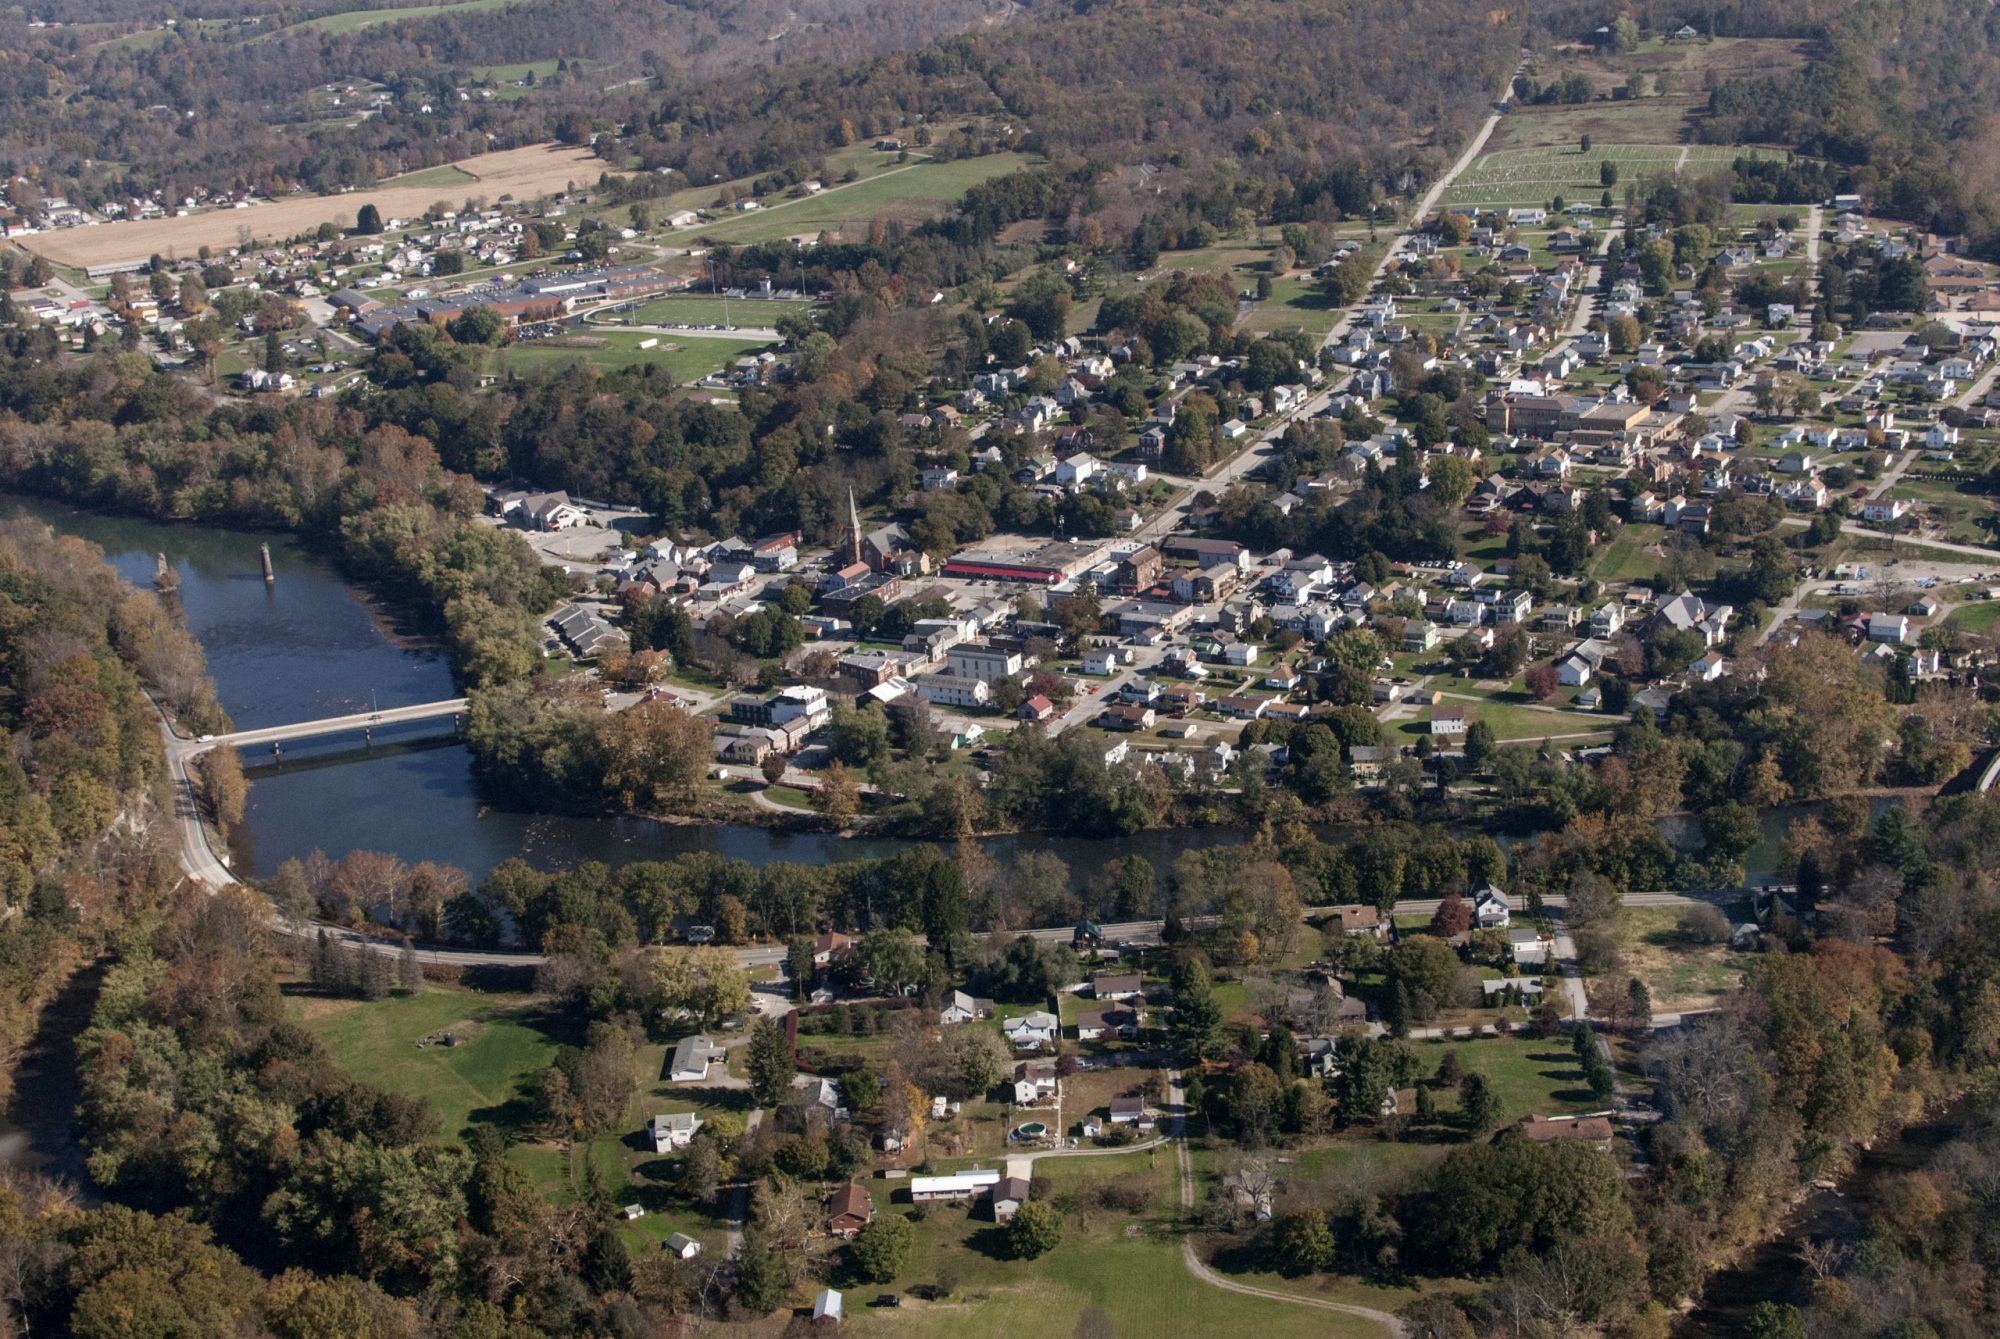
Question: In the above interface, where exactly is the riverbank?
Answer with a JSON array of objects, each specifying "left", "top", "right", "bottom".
[{"left": 1680, "top": 1093, "right": 1976, "bottom": 1335}]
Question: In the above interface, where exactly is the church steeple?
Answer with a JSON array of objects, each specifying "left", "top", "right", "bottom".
[{"left": 847, "top": 488, "right": 863, "bottom": 567}]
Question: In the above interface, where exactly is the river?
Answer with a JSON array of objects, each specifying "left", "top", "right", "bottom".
[
  {"left": 5, "top": 497, "right": 1826, "bottom": 883},
  {"left": 5, "top": 497, "right": 1268, "bottom": 879}
]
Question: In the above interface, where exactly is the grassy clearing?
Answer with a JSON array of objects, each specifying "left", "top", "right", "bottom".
[
  {"left": 381, "top": 163, "right": 481, "bottom": 191},
  {"left": 1408, "top": 1033, "right": 1605, "bottom": 1122},
  {"left": 303, "top": 982, "right": 561, "bottom": 1142},
  {"left": 1591, "top": 522, "right": 1667, "bottom": 583},
  {"left": 265, "top": 0, "right": 530, "bottom": 39},
  {"left": 1402, "top": 701, "right": 1610, "bottom": 743},
  {"left": 1613, "top": 905, "right": 1744, "bottom": 1013},
  {"left": 679, "top": 155, "right": 1033, "bottom": 246}
]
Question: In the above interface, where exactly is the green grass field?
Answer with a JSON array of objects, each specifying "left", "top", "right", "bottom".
[
  {"left": 1404, "top": 701, "right": 1611, "bottom": 743},
  {"left": 679, "top": 154, "right": 1033, "bottom": 245},
  {"left": 303, "top": 984, "right": 562, "bottom": 1142},
  {"left": 1590, "top": 523, "right": 1667, "bottom": 583},
  {"left": 1947, "top": 600, "right": 2000, "bottom": 634},
  {"left": 381, "top": 163, "right": 481, "bottom": 191},
  {"left": 261, "top": 0, "right": 530, "bottom": 39},
  {"left": 492, "top": 332, "right": 772, "bottom": 382}
]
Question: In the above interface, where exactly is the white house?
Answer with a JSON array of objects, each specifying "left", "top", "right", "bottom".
[
  {"left": 940, "top": 989, "right": 994, "bottom": 1025},
  {"left": 1473, "top": 886, "right": 1511, "bottom": 929},
  {"left": 1082, "top": 647, "right": 1124, "bottom": 676},
  {"left": 650, "top": 1111, "right": 702, "bottom": 1152},
  {"left": 668, "top": 1035, "right": 725, "bottom": 1082},
  {"left": 1002, "top": 1011, "right": 1060, "bottom": 1051},
  {"left": 1868, "top": 613, "right": 1911, "bottom": 643}
]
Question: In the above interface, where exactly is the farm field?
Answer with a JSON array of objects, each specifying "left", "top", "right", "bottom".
[
  {"left": 20, "top": 143, "right": 613, "bottom": 268},
  {"left": 679, "top": 154, "right": 1033, "bottom": 245},
  {"left": 1441, "top": 144, "right": 1783, "bottom": 209}
]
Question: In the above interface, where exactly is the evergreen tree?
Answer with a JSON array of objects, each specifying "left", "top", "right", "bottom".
[
  {"left": 1458, "top": 1072, "right": 1500, "bottom": 1132},
  {"left": 746, "top": 1016, "right": 794, "bottom": 1106},
  {"left": 732, "top": 1228, "right": 788, "bottom": 1312},
  {"left": 398, "top": 938, "right": 425, "bottom": 993}
]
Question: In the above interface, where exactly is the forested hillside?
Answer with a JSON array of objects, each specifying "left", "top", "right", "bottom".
[
  {"left": 1688, "top": 0, "right": 2000, "bottom": 250},
  {"left": 0, "top": 518, "right": 226, "bottom": 1109}
]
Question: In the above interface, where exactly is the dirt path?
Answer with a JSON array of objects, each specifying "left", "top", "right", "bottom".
[
  {"left": 724, "top": 1107, "right": 766, "bottom": 1257},
  {"left": 1167, "top": 1071, "right": 1407, "bottom": 1337}
]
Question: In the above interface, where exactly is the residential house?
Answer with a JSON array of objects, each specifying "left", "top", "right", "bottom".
[
  {"left": 668, "top": 1035, "right": 725, "bottom": 1082},
  {"left": 990, "top": 1176, "right": 1032, "bottom": 1225},
  {"left": 826, "top": 1184, "right": 875, "bottom": 1238},
  {"left": 649, "top": 1111, "right": 702, "bottom": 1152},
  {"left": 1320, "top": 907, "right": 1384, "bottom": 939},
  {"left": 1519, "top": 1113, "right": 1615, "bottom": 1149},
  {"left": 1013, "top": 1059, "right": 1061, "bottom": 1106},
  {"left": 1109, "top": 1094, "right": 1156, "bottom": 1130},
  {"left": 1473, "top": 886, "right": 1512, "bottom": 929},
  {"left": 940, "top": 989, "right": 995, "bottom": 1025},
  {"left": 1093, "top": 972, "right": 1143, "bottom": 999},
  {"left": 1002, "top": 1011, "right": 1060, "bottom": 1051},
  {"left": 1431, "top": 705, "right": 1469, "bottom": 737},
  {"left": 1075, "top": 1006, "right": 1140, "bottom": 1041}
]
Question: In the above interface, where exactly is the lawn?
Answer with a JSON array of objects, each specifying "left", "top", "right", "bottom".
[
  {"left": 1407, "top": 1033, "right": 1603, "bottom": 1123},
  {"left": 678, "top": 154, "right": 1033, "bottom": 245},
  {"left": 1590, "top": 522, "right": 1667, "bottom": 583},
  {"left": 1612, "top": 905, "right": 1744, "bottom": 1013},
  {"left": 1403, "top": 701, "right": 1611, "bottom": 743},
  {"left": 1947, "top": 600, "right": 2000, "bottom": 634},
  {"left": 833, "top": 1151, "right": 1384, "bottom": 1339}
]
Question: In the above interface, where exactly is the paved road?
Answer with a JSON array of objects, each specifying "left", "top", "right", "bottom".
[
  {"left": 1867, "top": 448, "right": 1921, "bottom": 500},
  {"left": 1782, "top": 516, "right": 2000, "bottom": 562}
]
